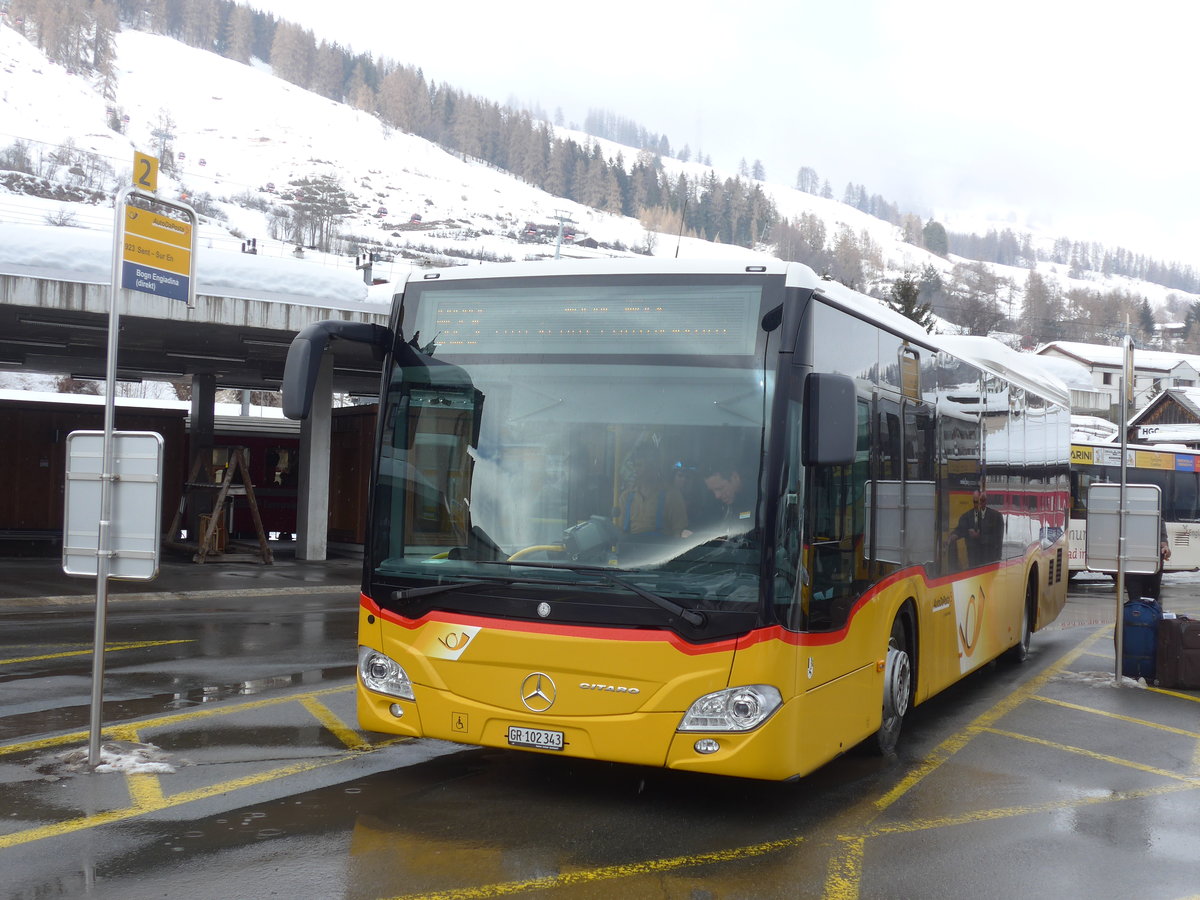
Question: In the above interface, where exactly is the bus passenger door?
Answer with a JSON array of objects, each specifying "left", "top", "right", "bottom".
[{"left": 865, "top": 396, "right": 935, "bottom": 573}]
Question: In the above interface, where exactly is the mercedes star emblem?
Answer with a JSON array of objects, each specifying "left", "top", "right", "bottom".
[{"left": 520, "top": 672, "right": 556, "bottom": 712}]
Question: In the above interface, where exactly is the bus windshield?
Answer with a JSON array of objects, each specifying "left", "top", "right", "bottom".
[{"left": 369, "top": 274, "right": 778, "bottom": 623}]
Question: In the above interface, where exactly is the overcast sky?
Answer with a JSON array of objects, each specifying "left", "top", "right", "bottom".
[{"left": 244, "top": 0, "right": 1200, "bottom": 263}]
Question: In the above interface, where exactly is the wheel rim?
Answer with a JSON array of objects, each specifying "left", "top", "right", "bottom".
[{"left": 883, "top": 643, "right": 911, "bottom": 721}]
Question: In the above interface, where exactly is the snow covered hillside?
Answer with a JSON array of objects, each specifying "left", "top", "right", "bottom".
[{"left": 0, "top": 18, "right": 1196, "bottom": 348}]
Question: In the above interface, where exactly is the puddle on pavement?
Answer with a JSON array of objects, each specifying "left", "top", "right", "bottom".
[{"left": 0, "top": 665, "right": 355, "bottom": 741}]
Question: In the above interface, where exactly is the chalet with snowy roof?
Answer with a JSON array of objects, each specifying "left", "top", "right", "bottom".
[
  {"left": 1025, "top": 345, "right": 1110, "bottom": 416},
  {"left": 1036, "top": 341, "right": 1200, "bottom": 415},
  {"left": 1127, "top": 387, "right": 1200, "bottom": 448}
]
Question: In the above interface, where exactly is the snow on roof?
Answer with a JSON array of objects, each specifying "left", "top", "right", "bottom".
[
  {"left": 1039, "top": 340, "right": 1200, "bottom": 374},
  {"left": 0, "top": 222, "right": 374, "bottom": 307},
  {"left": 1026, "top": 354, "right": 1095, "bottom": 390},
  {"left": 938, "top": 334, "right": 1071, "bottom": 408},
  {"left": 0, "top": 387, "right": 286, "bottom": 418},
  {"left": 1071, "top": 415, "right": 1119, "bottom": 442}
]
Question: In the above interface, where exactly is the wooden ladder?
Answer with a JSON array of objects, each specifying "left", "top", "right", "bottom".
[{"left": 165, "top": 446, "right": 274, "bottom": 564}]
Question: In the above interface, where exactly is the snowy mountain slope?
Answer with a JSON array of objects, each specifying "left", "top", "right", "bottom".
[{"left": 1, "top": 21, "right": 1196, "bottom": 325}]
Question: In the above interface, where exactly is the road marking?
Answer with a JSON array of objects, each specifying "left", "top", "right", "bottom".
[
  {"left": 1148, "top": 686, "right": 1200, "bottom": 704},
  {"left": 822, "top": 835, "right": 864, "bottom": 900},
  {"left": 0, "top": 682, "right": 412, "bottom": 850},
  {"left": 820, "top": 623, "right": 1200, "bottom": 898},
  {"left": 866, "top": 781, "right": 1197, "bottom": 837},
  {"left": 0, "top": 753, "right": 362, "bottom": 850},
  {"left": 0, "top": 640, "right": 192, "bottom": 666},
  {"left": 385, "top": 835, "right": 806, "bottom": 900},
  {"left": 982, "top": 726, "right": 1200, "bottom": 785},
  {"left": 819, "top": 626, "right": 1107, "bottom": 899},
  {"left": 1031, "top": 694, "right": 1200, "bottom": 738},
  {"left": 873, "top": 626, "right": 1107, "bottom": 814},
  {"left": 300, "top": 696, "right": 370, "bottom": 751},
  {"left": 0, "top": 684, "right": 356, "bottom": 757}
]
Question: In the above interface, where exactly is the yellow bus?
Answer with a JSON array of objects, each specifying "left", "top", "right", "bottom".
[{"left": 283, "top": 259, "right": 1070, "bottom": 780}]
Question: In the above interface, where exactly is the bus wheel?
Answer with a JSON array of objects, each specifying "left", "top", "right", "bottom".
[
  {"left": 874, "top": 615, "right": 912, "bottom": 754},
  {"left": 1004, "top": 578, "right": 1036, "bottom": 663}
]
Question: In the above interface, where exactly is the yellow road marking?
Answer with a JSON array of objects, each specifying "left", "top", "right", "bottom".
[
  {"left": 1031, "top": 694, "right": 1200, "bottom": 738},
  {"left": 385, "top": 836, "right": 805, "bottom": 900},
  {"left": 873, "top": 626, "right": 1108, "bottom": 814},
  {"left": 300, "top": 696, "right": 370, "bottom": 751},
  {"left": 0, "top": 681, "right": 416, "bottom": 850},
  {"left": 127, "top": 772, "right": 164, "bottom": 806},
  {"left": 0, "top": 684, "right": 354, "bottom": 757},
  {"left": 982, "top": 726, "right": 1200, "bottom": 784},
  {"left": 820, "top": 626, "right": 1109, "bottom": 899},
  {"left": 1148, "top": 686, "right": 1200, "bottom": 703},
  {"left": 0, "top": 640, "right": 192, "bottom": 666},
  {"left": 867, "top": 781, "right": 1198, "bottom": 837},
  {"left": 822, "top": 835, "right": 864, "bottom": 900},
  {"left": 0, "top": 752, "right": 362, "bottom": 850}
]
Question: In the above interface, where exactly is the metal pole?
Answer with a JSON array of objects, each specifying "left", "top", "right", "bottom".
[
  {"left": 88, "top": 185, "right": 134, "bottom": 766},
  {"left": 1114, "top": 336, "right": 1133, "bottom": 686}
]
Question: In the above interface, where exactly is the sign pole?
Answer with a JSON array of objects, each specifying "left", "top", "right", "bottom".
[
  {"left": 88, "top": 184, "right": 136, "bottom": 767},
  {"left": 1114, "top": 336, "right": 1133, "bottom": 686}
]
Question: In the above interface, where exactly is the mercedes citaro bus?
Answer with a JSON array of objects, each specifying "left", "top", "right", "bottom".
[{"left": 283, "top": 258, "right": 1069, "bottom": 780}]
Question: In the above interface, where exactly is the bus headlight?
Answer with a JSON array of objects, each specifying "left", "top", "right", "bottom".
[
  {"left": 678, "top": 685, "right": 782, "bottom": 732},
  {"left": 358, "top": 646, "right": 415, "bottom": 700}
]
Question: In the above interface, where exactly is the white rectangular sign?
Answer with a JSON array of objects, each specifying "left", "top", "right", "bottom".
[
  {"left": 63, "top": 430, "right": 164, "bottom": 581},
  {"left": 1085, "top": 482, "right": 1161, "bottom": 574}
]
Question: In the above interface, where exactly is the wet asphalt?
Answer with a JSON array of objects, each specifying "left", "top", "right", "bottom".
[{"left": 1, "top": 553, "right": 1199, "bottom": 899}]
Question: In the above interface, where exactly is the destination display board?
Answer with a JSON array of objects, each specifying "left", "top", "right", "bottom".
[{"left": 120, "top": 205, "right": 193, "bottom": 302}]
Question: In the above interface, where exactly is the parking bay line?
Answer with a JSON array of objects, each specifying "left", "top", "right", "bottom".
[
  {"left": 0, "top": 640, "right": 192, "bottom": 666},
  {"left": 0, "top": 683, "right": 356, "bottom": 757},
  {"left": 823, "top": 625, "right": 1200, "bottom": 898},
  {"left": 1030, "top": 694, "right": 1200, "bottom": 740},
  {"left": 385, "top": 836, "right": 808, "bottom": 900},
  {"left": 0, "top": 752, "right": 365, "bottom": 850},
  {"left": 821, "top": 626, "right": 1109, "bottom": 899},
  {"left": 0, "top": 683, "right": 413, "bottom": 850}
]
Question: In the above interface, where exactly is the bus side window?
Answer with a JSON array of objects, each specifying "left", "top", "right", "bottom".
[
  {"left": 1070, "top": 470, "right": 1088, "bottom": 519},
  {"left": 1173, "top": 472, "right": 1198, "bottom": 521}
]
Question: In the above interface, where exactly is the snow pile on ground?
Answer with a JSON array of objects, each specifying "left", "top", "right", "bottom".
[
  {"left": 1054, "top": 670, "right": 1147, "bottom": 689},
  {"left": 39, "top": 740, "right": 182, "bottom": 776}
]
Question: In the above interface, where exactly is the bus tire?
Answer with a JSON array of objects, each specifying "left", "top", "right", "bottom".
[
  {"left": 1004, "top": 576, "right": 1036, "bottom": 663},
  {"left": 873, "top": 614, "right": 912, "bottom": 755}
]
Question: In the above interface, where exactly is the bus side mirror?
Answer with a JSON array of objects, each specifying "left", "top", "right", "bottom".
[
  {"left": 803, "top": 373, "right": 857, "bottom": 466},
  {"left": 282, "top": 321, "right": 391, "bottom": 419}
]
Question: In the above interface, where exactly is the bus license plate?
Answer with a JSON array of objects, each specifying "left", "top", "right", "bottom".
[{"left": 507, "top": 725, "right": 564, "bottom": 751}]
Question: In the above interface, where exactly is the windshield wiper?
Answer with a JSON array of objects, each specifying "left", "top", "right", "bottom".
[
  {"left": 387, "top": 570, "right": 582, "bottom": 601},
  {"left": 477, "top": 560, "right": 706, "bottom": 627},
  {"left": 390, "top": 580, "right": 488, "bottom": 601}
]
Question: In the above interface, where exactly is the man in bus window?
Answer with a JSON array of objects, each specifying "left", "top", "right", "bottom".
[
  {"left": 948, "top": 490, "right": 1003, "bottom": 568},
  {"left": 703, "top": 460, "right": 755, "bottom": 538}
]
